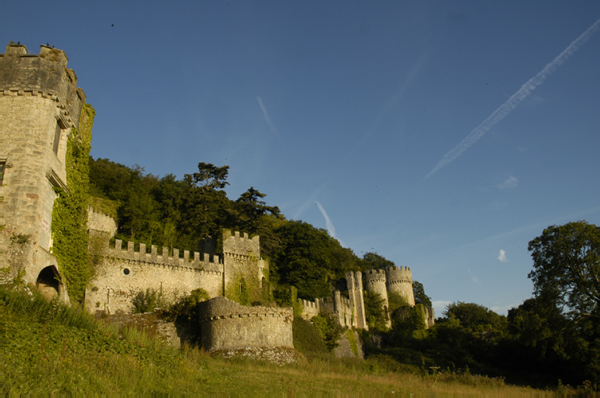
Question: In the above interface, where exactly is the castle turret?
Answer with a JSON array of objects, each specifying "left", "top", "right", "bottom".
[
  {"left": 385, "top": 266, "right": 415, "bottom": 306},
  {"left": 0, "top": 43, "right": 85, "bottom": 300},
  {"left": 364, "top": 268, "right": 389, "bottom": 311},
  {"left": 220, "top": 230, "right": 266, "bottom": 303}
]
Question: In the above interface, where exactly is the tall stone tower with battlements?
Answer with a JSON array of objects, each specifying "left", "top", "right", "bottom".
[
  {"left": 0, "top": 43, "right": 86, "bottom": 300},
  {"left": 386, "top": 265, "right": 415, "bottom": 306}
]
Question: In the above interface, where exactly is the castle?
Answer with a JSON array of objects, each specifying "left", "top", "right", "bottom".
[{"left": 0, "top": 43, "right": 431, "bottom": 353}]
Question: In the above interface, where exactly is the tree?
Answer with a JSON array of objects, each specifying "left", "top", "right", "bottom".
[
  {"left": 361, "top": 252, "right": 394, "bottom": 271},
  {"left": 364, "top": 290, "right": 388, "bottom": 331},
  {"left": 528, "top": 221, "right": 600, "bottom": 320},
  {"left": 413, "top": 281, "right": 432, "bottom": 307}
]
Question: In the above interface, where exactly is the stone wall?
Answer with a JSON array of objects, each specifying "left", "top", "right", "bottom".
[
  {"left": 87, "top": 208, "right": 117, "bottom": 237},
  {"left": 199, "top": 297, "right": 293, "bottom": 351},
  {"left": 85, "top": 239, "right": 223, "bottom": 313}
]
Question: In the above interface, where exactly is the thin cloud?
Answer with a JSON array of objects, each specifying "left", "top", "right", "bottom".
[
  {"left": 497, "top": 176, "right": 518, "bottom": 190},
  {"left": 426, "top": 18, "right": 600, "bottom": 179},
  {"left": 315, "top": 201, "right": 343, "bottom": 245},
  {"left": 489, "top": 201, "right": 507, "bottom": 210},
  {"left": 257, "top": 97, "right": 277, "bottom": 135},
  {"left": 498, "top": 249, "right": 509, "bottom": 263}
]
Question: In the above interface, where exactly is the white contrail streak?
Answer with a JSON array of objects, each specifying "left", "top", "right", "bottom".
[
  {"left": 315, "top": 201, "right": 341, "bottom": 244},
  {"left": 257, "top": 97, "right": 277, "bottom": 134},
  {"left": 426, "top": 18, "right": 600, "bottom": 179}
]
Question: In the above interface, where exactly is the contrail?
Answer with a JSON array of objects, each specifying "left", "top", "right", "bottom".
[
  {"left": 426, "top": 18, "right": 600, "bottom": 179},
  {"left": 257, "top": 97, "right": 277, "bottom": 134},
  {"left": 315, "top": 201, "right": 342, "bottom": 244}
]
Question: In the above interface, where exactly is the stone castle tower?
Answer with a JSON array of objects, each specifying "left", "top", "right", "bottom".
[{"left": 0, "top": 43, "right": 86, "bottom": 300}]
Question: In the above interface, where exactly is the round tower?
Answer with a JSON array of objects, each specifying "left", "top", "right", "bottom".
[
  {"left": 363, "top": 269, "right": 389, "bottom": 309},
  {"left": 0, "top": 43, "right": 85, "bottom": 300},
  {"left": 385, "top": 266, "right": 415, "bottom": 306}
]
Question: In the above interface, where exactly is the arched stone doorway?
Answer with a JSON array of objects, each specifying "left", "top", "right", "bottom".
[{"left": 36, "top": 265, "right": 62, "bottom": 300}]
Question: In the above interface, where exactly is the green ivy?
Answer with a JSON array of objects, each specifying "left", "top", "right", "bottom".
[
  {"left": 51, "top": 104, "right": 95, "bottom": 303},
  {"left": 347, "top": 329, "right": 359, "bottom": 357},
  {"left": 88, "top": 196, "right": 119, "bottom": 219}
]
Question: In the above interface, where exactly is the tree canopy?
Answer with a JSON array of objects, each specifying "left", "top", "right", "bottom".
[{"left": 528, "top": 221, "right": 600, "bottom": 320}]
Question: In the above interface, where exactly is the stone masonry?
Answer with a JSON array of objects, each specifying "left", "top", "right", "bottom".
[{"left": 0, "top": 43, "right": 85, "bottom": 301}]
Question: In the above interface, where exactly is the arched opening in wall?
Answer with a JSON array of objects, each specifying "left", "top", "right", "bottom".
[{"left": 36, "top": 266, "right": 62, "bottom": 300}]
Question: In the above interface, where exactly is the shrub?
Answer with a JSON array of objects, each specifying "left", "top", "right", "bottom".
[{"left": 293, "top": 316, "right": 329, "bottom": 356}]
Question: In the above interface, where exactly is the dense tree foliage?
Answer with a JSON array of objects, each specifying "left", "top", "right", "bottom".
[
  {"left": 528, "top": 221, "right": 600, "bottom": 320},
  {"left": 360, "top": 252, "right": 394, "bottom": 270},
  {"left": 412, "top": 281, "right": 432, "bottom": 307}
]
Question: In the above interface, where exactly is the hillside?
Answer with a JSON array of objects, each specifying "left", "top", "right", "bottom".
[{"left": 1, "top": 286, "right": 552, "bottom": 395}]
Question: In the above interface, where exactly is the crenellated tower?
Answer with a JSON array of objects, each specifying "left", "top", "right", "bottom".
[
  {"left": 385, "top": 265, "right": 415, "bottom": 306},
  {"left": 0, "top": 43, "right": 85, "bottom": 300},
  {"left": 364, "top": 268, "right": 389, "bottom": 310}
]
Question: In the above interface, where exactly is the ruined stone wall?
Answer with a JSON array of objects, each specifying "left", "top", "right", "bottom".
[
  {"left": 0, "top": 44, "right": 84, "bottom": 298},
  {"left": 199, "top": 297, "right": 293, "bottom": 351},
  {"left": 86, "top": 239, "right": 223, "bottom": 313}
]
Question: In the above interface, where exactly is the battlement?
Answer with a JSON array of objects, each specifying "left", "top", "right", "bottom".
[
  {"left": 1, "top": 43, "right": 85, "bottom": 128},
  {"left": 386, "top": 265, "right": 413, "bottom": 282},
  {"left": 387, "top": 265, "right": 411, "bottom": 271},
  {"left": 365, "top": 269, "right": 386, "bottom": 275},
  {"left": 106, "top": 239, "right": 222, "bottom": 273},
  {"left": 222, "top": 229, "right": 260, "bottom": 257},
  {"left": 364, "top": 269, "right": 387, "bottom": 285}
]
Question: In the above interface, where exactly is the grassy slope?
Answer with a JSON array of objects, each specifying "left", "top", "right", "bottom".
[{"left": 1, "top": 287, "right": 550, "bottom": 396}]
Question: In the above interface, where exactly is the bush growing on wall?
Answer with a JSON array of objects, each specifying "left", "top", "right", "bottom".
[
  {"left": 311, "top": 313, "right": 343, "bottom": 351},
  {"left": 292, "top": 316, "right": 329, "bottom": 356}
]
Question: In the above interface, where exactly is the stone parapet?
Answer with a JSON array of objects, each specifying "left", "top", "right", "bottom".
[
  {"left": 106, "top": 239, "right": 222, "bottom": 273},
  {"left": 1, "top": 44, "right": 85, "bottom": 128}
]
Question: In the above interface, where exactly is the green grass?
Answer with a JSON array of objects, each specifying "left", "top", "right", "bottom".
[{"left": 1, "top": 286, "right": 561, "bottom": 395}]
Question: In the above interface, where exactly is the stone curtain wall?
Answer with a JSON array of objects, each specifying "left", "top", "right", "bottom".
[
  {"left": 85, "top": 239, "right": 223, "bottom": 313},
  {"left": 199, "top": 297, "right": 293, "bottom": 351}
]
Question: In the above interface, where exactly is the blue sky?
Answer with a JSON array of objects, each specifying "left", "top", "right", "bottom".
[{"left": 4, "top": 1, "right": 600, "bottom": 315}]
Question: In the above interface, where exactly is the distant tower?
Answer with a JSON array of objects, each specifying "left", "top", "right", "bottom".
[
  {"left": 385, "top": 266, "right": 415, "bottom": 307},
  {"left": 0, "top": 43, "right": 85, "bottom": 300},
  {"left": 345, "top": 271, "right": 368, "bottom": 330},
  {"left": 364, "top": 268, "right": 389, "bottom": 310}
]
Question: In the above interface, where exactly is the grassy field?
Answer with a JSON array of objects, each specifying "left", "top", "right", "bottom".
[{"left": 1, "top": 287, "right": 561, "bottom": 396}]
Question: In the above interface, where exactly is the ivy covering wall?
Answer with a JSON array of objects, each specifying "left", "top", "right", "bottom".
[{"left": 52, "top": 104, "right": 95, "bottom": 303}]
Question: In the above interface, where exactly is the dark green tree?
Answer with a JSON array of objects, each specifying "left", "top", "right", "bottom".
[
  {"left": 361, "top": 252, "right": 394, "bottom": 271},
  {"left": 413, "top": 281, "right": 432, "bottom": 307},
  {"left": 443, "top": 301, "right": 507, "bottom": 334},
  {"left": 364, "top": 290, "right": 388, "bottom": 331},
  {"left": 528, "top": 221, "right": 600, "bottom": 321},
  {"left": 272, "top": 221, "right": 335, "bottom": 299}
]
